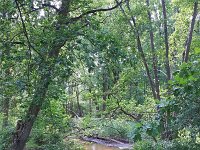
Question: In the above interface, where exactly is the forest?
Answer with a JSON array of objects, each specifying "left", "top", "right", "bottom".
[{"left": 0, "top": 0, "right": 199, "bottom": 150}]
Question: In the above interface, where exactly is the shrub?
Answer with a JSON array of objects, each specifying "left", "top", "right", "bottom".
[
  {"left": 134, "top": 139, "right": 200, "bottom": 150},
  {"left": 0, "top": 126, "right": 14, "bottom": 150},
  {"left": 27, "top": 128, "right": 84, "bottom": 150},
  {"left": 172, "top": 61, "right": 200, "bottom": 133},
  {"left": 133, "top": 140, "right": 155, "bottom": 150}
]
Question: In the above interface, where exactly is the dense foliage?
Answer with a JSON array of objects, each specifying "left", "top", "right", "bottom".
[{"left": 0, "top": 0, "right": 199, "bottom": 150}]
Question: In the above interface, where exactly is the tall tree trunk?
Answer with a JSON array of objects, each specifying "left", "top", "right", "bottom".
[
  {"left": 76, "top": 84, "right": 83, "bottom": 117},
  {"left": 183, "top": 1, "right": 198, "bottom": 62},
  {"left": 11, "top": 45, "right": 67, "bottom": 150},
  {"left": 116, "top": 0, "right": 157, "bottom": 99},
  {"left": 11, "top": 0, "right": 71, "bottom": 149},
  {"left": 102, "top": 67, "right": 108, "bottom": 111},
  {"left": 88, "top": 71, "right": 93, "bottom": 115},
  {"left": 89, "top": 97, "right": 92, "bottom": 115},
  {"left": 11, "top": 66, "right": 52, "bottom": 150},
  {"left": 2, "top": 97, "right": 9, "bottom": 127},
  {"left": 113, "top": 66, "right": 119, "bottom": 84},
  {"left": 133, "top": 23, "right": 157, "bottom": 99},
  {"left": 161, "top": 0, "right": 171, "bottom": 81},
  {"left": 161, "top": 0, "right": 170, "bottom": 138},
  {"left": 146, "top": 0, "right": 160, "bottom": 100},
  {"left": 67, "top": 82, "right": 75, "bottom": 117}
]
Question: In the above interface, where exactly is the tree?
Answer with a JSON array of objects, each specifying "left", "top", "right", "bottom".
[
  {"left": 116, "top": 0, "right": 157, "bottom": 99},
  {"left": 146, "top": 0, "right": 160, "bottom": 100},
  {"left": 9, "top": 0, "right": 123, "bottom": 149},
  {"left": 183, "top": 1, "right": 198, "bottom": 62},
  {"left": 161, "top": 0, "right": 171, "bottom": 81},
  {"left": 0, "top": 0, "right": 199, "bottom": 149}
]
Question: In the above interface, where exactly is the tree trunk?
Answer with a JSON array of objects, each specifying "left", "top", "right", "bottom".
[
  {"left": 102, "top": 68, "right": 108, "bottom": 111},
  {"left": 2, "top": 98, "right": 10, "bottom": 128},
  {"left": 88, "top": 70, "right": 93, "bottom": 116},
  {"left": 124, "top": 1, "right": 157, "bottom": 99},
  {"left": 89, "top": 98, "right": 92, "bottom": 115},
  {"left": 11, "top": 42, "right": 67, "bottom": 150},
  {"left": 183, "top": 1, "right": 198, "bottom": 62},
  {"left": 11, "top": 0, "right": 70, "bottom": 148},
  {"left": 115, "top": 0, "right": 156, "bottom": 99},
  {"left": 76, "top": 84, "right": 83, "bottom": 117},
  {"left": 161, "top": 0, "right": 171, "bottom": 81},
  {"left": 134, "top": 26, "right": 157, "bottom": 99},
  {"left": 11, "top": 66, "right": 52, "bottom": 150},
  {"left": 88, "top": 88, "right": 93, "bottom": 115},
  {"left": 2, "top": 97, "right": 9, "bottom": 127},
  {"left": 146, "top": 0, "right": 160, "bottom": 100}
]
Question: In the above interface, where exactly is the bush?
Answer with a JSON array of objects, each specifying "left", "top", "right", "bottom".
[
  {"left": 27, "top": 129, "right": 84, "bottom": 150},
  {"left": 27, "top": 131, "right": 65, "bottom": 150},
  {"left": 134, "top": 139, "right": 200, "bottom": 150},
  {"left": 134, "top": 140, "right": 155, "bottom": 150},
  {"left": 172, "top": 61, "right": 200, "bottom": 133},
  {"left": 167, "top": 140, "right": 200, "bottom": 150},
  {"left": 0, "top": 126, "right": 14, "bottom": 150},
  {"left": 100, "top": 119, "right": 132, "bottom": 140}
]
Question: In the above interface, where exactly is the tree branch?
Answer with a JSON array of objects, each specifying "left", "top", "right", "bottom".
[
  {"left": 15, "top": 0, "right": 44, "bottom": 59},
  {"left": 31, "top": 3, "right": 59, "bottom": 12},
  {"left": 69, "top": 0, "right": 124, "bottom": 23},
  {"left": 115, "top": 96, "right": 143, "bottom": 121}
]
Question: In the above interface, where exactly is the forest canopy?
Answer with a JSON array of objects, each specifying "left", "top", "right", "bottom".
[{"left": 0, "top": 0, "right": 199, "bottom": 150}]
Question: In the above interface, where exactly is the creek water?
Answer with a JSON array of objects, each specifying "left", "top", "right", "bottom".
[{"left": 84, "top": 143, "right": 120, "bottom": 150}]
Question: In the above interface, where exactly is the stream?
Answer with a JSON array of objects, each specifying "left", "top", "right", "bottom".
[
  {"left": 84, "top": 143, "right": 120, "bottom": 150},
  {"left": 81, "top": 137, "right": 132, "bottom": 150}
]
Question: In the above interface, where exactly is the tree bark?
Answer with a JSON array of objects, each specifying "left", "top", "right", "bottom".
[
  {"left": 146, "top": 0, "right": 160, "bottom": 100},
  {"left": 183, "top": 1, "right": 198, "bottom": 62},
  {"left": 161, "top": 0, "right": 171, "bottom": 81}
]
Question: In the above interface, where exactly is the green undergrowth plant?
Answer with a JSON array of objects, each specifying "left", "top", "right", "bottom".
[
  {"left": 73, "top": 116, "right": 134, "bottom": 140},
  {"left": 25, "top": 100, "right": 82, "bottom": 150},
  {"left": 0, "top": 125, "right": 14, "bottom": 150},
  {"left": 99, "top": 119, "right": 132, "bottom": 140},
  {"left": 134, "top": 139, "right": 200, "bottom": 150},
  {"left": 27, "top": 129, "right": 65, "bottom": 150},
  {"left": 27, "top": 129, "right": 84, "bottom": 150}
]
